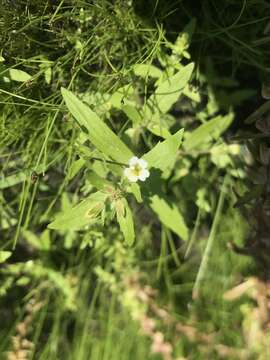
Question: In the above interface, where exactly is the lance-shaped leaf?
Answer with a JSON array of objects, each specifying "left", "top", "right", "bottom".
[
  {"left": 61, "top": 88, "right": 133, "bottom": 164},
  {"left": 146, "top": 62, "right": 194, "bottom": 115},
  {"left": 149, "top": 195, "right": 188, "bottom": 241},
  {"left": 116, "top": 198, "right": 135, "bottom": 246},
  {"left": 143, "top": 129, "right": 184, "bottom": 172},
  {"left": 183, "top": 113, "right": 234, "bottom": 152},
  {"left": 48, "top": 191, "right": 108, "bottom": 231},
  {"left": 122, "top": 104, "right": 142, "bottom": 125},
  {"left": 0, "top": 251, "right": 12, "bottom": 263}
]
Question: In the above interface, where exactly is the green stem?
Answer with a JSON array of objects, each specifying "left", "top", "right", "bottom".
[
  {"left": 91, "top": 157, "right": 127, "bottom": 167},
  {"left": 192, "top": 174, "right": 230, "bottom": 299}
]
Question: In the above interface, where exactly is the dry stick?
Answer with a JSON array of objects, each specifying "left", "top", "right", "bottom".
[{"left": 192, "top": 174, "right": 229, "bottom": 299}]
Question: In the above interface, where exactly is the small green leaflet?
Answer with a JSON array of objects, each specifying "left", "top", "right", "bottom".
[
  {"left": 146, "top": 122, "right": 171, "bottom": 139},
  {"left": 44, "top": 67, "right": 52, "bottom": 84},
  {"left": 143, "top": 129, "right": 184, "bottom": 172},
  {"left": 86, "top": 171, "right": 111, "bottom": 190},
  {"left": 61, "top": 88, "right": 133, "bottom": 164},
  {"left": 146, "top": 62, "right": 194, "bottom": 115},
  {"left": 0, "top": 163, "right": 50, "bottom": 190},
  {"left": 169, "top": 18, "right": 196, "bottom": 58},
  {"left": 133, "top": 63, "right": 163, "bottom": 78},
  {"left": 0, "top": 172, "right": 27, "bottom": 190},
  {"left": 48, "top": 191, "right": 108, "bottom": 231},
  {"left": 122, "top": 104, "right": 142, "bottom": 125},
  {"left": 116, "top": 198, "right": 135, "bottom": 246},
  {"left": 68, "top": 158, "right": 85, "bottom": 180},
  {"left": 0, "top": 251, "right": 12, "bottom": 263},
  {"left": 128, "top": 183, "right": 142, "bottom": 203},
  {"left": 183, "top": 113, "right": 234, "bottom": 152},
  {"left": 149, "top": 195, "right": 188, "bottom": 241},
  {"left": 9, "top": 69, "right": 32, "bottom": 82},
  {"left": 108, "top": 84, "right": 134, "bottom": 109},
  {"left": 23, "top": 230, "right": 51, "bottom": 251}
]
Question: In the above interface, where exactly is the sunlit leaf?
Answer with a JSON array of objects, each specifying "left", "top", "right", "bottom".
[
  {"left": 116, "top": 199, "right": 135, "bottom": 246},
  {"left": 183, "top": 113, "right": 234, "bottom": 151},
  {"left": 146, "top": 62, "right": 194, "bottom": 115},
  {"left": 149, "top": 195, "right": 188, "bottom": 240},
  {"left": 122, "top": 104, "right": 142, "bottom": 124},
  {"left": 48, "top": 191, "right": 108, "bottom": 230},
  {"left": 0, "top": 172, "right": 27, "bottom": 189},
  {"left": 133, "top": 63, "right": 162, "bottom": 78},
  {"left": 143, "top": 128, "right": 184, "bottom": 171},
  {"left": 0, "top": 251, "right": 12, "bottom": 263},
  {"left": 9, "top": 69, "right": 32, "bottom": 82},
  {"left": 61, "top": 88, "right": 133, "bottom": 164}
]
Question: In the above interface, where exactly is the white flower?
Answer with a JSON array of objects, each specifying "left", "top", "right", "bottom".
[{"left": 124, "top": 156, "right": 150, "bottom": 183}]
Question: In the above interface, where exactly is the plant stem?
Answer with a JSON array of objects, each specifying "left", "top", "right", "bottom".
[{"left": 192, "top": 174, "right": 230, "bottom": 299}]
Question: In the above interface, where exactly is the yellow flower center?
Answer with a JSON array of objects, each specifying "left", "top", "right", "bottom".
[{"left": 131, "top": 164, "right": 142, "bottom": 177}]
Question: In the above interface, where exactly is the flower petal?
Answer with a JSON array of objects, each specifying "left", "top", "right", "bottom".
[
  {"left": 139, "top": 169, "right": 150, "bottom": 181},
  {"left": 138, "top": 158, "right": 148, "bottom": 169},
  {"left": 128, "top": 156, "right": 139, "bottom": 167}
]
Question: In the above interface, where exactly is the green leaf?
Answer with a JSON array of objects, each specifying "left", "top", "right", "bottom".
[
  {"left": 116, "top": 199, "right": 135, "bottom": 246},
  {"left": 23, "top": 230, "right": 51, "bottom": 250},
  {"left": 61, "top": 88, "right": 133, "bottom": 164},
  {"left": 109, "top": 85, "right": 134, "bottom": 109},
  {"left": 68, "top": 158, "right": 85, "bottom": 180},
  {"left": 147, "top": 122, "right": 171, "bottom": 139},
  {"left": 244, "top": 100, "right": 270, "bottom": 124},
  {"left": 183, "top": 113, "right": 234, "bottom": 152},
  {"left": 127, "top": 183, "right": 143, "bottom": 203},
  {"left": 133, "top": 64, "right": 162, "bottom": 78},
  {"left": 169, "top": 18, "right": 196, "bottom": 57},
  {"left": 48, "top": 191, "right": 108, "bottom": 231},
  {"left": 122, "top": 105, "right": 142, "bottom": 124},
  {"left": 9, "top": 69, "right": 32, "bottom": 82},
  {"left": 143, "top": 129, "right": 184, "bottom": 171},
  {"left": 182, "top": 84, "right": 201, "bottom": 102},
  {"left": 86, "top": 171, "right": 111, "bottom": 190},
  {"left": 149, "top": 195, "right": 188, "bottom": 240},
  {"left": 146, "top": 63, "right": 194, "bottom": 115},
  {"left": 44, "top": 67, "right": 52, "bottom": 84},
  {"left": 0, "top": 251, "right": 12, "bottom": 263},
  {"left": 0, "top": 172, "right": 27, "bottom": 189}
]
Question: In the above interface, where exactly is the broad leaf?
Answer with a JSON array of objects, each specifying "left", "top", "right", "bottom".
[
  {"left": 48, "top": 191, "right": 108, "bottom": 230},
  {"left": 61, "top": 88, "right": 133, "bottom": 164},
  {"left": 143, "top": 129, "right": 184, "bottom": 171},
  {"left": 183, "top": 113, "right": 234, "bottom": 152},
  {"left": 149, "top": 195, "right": 188, "bottom": 240}
]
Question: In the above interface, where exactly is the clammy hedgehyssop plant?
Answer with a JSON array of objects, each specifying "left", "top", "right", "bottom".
[{"left": 2, "top": 1, "right": 269, "bottom": 359}]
